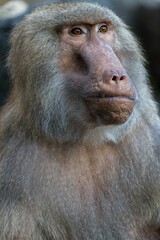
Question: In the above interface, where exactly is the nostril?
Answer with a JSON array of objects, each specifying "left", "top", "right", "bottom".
[
  {"left": 120, "top": 74, "right": 126, "bottom": 81},
  {"left": 112, "top": 75, "right": 117, "bottom": 81}
]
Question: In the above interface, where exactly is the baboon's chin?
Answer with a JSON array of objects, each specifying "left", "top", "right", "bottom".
[{"left": 84, "top": 97, "right": 135, "bottom": 125}]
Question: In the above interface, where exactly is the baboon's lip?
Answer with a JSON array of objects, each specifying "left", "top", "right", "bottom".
[{"left": 84, "top": 95, "right": 135, "bottom": 102}]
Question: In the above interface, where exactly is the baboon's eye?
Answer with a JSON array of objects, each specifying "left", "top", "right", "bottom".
[
  {"left": 99, "top": 25, "right": 108, "bottom": 33},
  {"left": 71, "top": 27, "right": 84, "bottom": 35}
]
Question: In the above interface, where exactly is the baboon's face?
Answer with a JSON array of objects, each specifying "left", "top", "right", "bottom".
[{"left": 59, "top": 22, "right": 136, "bottom": 125}]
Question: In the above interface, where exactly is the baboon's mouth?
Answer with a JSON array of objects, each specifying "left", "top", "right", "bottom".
[{"left": 83, "top": 92, "right": 135, "bottom": 101}]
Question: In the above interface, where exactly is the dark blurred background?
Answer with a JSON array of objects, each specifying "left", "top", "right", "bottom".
[{"left": 0, "top": 0, "right": 160, "bottom": 108}]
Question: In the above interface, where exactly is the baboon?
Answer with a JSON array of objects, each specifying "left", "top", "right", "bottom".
[{"left": 0, "top": 2, "right": 160, "bottom": 240}]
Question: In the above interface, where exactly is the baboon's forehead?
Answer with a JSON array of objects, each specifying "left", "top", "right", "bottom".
[
  {"left": 34, "top": 2, "right": 102, "bottom": 12},
  {"left": 32, "top": 2, "right": 121, "bottom": 27}
]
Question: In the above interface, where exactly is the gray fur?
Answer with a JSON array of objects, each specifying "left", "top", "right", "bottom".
[{"left": 0, "top": 2, "right": 160, "bottom": 239}]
